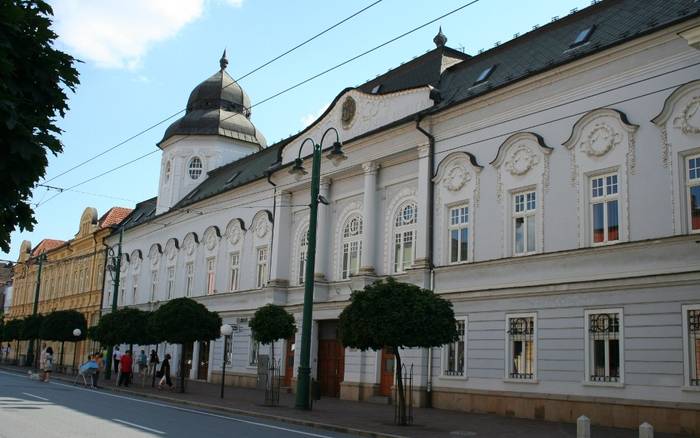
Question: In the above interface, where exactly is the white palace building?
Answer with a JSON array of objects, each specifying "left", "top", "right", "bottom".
[{"left": 104, "top": 0, "right": 700, "bottom": 433}]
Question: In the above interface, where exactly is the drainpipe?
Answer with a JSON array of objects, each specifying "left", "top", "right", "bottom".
[
  {"left": 415, "top": 115, "right": 435, "bottom": 408},
  {"left": 266, "top": 169, "right": 278, "bottom": 284}
]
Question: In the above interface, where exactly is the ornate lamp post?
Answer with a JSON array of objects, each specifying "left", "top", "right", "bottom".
[
  {"left": 26, "top": 252, "right": 47, "bottom": 367},
  {"left": 289, "top": 127, "right": 346, "bottom": 410},
  {"left": 72, "top": 328, "right": 82, "bottom": 373},
  {"left": 220, "top": 323, "right": 234, "bottom": 399},
  {"left": 104, "top": 227, "right": 124, "bottom": 380}
]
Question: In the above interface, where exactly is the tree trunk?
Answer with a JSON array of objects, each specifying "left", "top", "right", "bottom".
[
  {"left": 179, "top": 344, "right": 186, "bottom": 393},
  {"left": 394, "top": 347, "right": 407, "bottom": 426}
]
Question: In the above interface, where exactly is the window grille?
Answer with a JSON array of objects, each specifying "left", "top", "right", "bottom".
[
  {"left": 588, "top": 312, "right": 620, "bottom": 382},
  {"left": 689, "top": 309, "right": 700, "bottom": 386},
  {"left": 507, "top": 317, "right": 535, "bottom": 380},
  {"left": 444, "top": 320, "right": 466, "bottom": 376}
]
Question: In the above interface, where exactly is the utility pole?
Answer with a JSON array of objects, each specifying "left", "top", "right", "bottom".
[
  {"left": 104, "top": 227, "right": 123, "bottom": 380},
  {"left": 26, "top": 253, "right": 46, "bottom": 367}
]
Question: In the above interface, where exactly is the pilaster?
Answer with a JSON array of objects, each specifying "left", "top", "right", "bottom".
[
  {"left": 413, "top": 143, "right": 431, "bottom": 270},
  {"left": 360, "top": 162, "right": 379, "bottom": 275},
  {"left": 268, "top": 190, "right": 292, "bottom": 287},
  {"left": 314, "top": 178, "right": 331, "bottom": 280}
]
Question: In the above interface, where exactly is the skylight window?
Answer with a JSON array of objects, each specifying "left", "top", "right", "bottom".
[
  {"left": 571, "top": 25, "right": 595, "bottom": 47},
  {"left": 225, "top": 172, "right": 241, "bottom": 186},
  {"left": 474, "top": 65, "right": 496, "bottom": 85},
  {"left": 186, "top": 189, "right": 200, "bottom": 200},
  {"left": 371, "top": 84, "right": 382, "bottom": 94},
  {"left": 132, "top": 212, "right": 144, "bottom": 223}
]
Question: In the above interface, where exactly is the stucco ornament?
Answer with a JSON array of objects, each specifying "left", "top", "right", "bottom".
[
  {"left": 183, "top": 234, "right": 196, "bottom": 256},
  {"left": 204, "top": 228, "right": 219, "bottom": 251},
  {"left": 255, "top": 217, "right": 269, "bottom": 238},
  {"left": 165, "top": 240, "right": 177, "bottom": 262},
  {"left": 505, "top": 145, "right": 539, "bottom": 176},
  {"left": 341, "top": 96, "right": 356, "bottom": 129},
  {"left": 227, "top": 222, "right": 243, "bottom": 245},
  {"left": 444, "top": 164, "right": 471, "bottom": 192},
  {"left": 131, "top": 255, "right": 141, "bottom": 271},
  {"left": 148, "top": 246, "right": 160, "bottom": 268},
  {"left": 673, "top": 96, "right": 700, "bottom": 134},
  {"left": 580, "top": 123, "right": 621, "bottom": 157}
]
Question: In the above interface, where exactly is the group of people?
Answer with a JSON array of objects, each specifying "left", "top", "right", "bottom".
[{"left": 111, "top": 346, "right": 173, "bottom": 390}]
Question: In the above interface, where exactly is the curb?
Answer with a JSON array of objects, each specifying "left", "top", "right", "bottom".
[{"left": 1, "top": 366, "right": 407, "bottom": 438}]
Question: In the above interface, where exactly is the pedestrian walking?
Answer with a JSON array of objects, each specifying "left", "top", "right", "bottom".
[
  {"left": 117, "top": 350, "right": 132, "bottom": 387},
  {"left": 157, "top": 353, "right": 173, "bottom": 391},
  {"left": 148, "top": 349, "right": 159, "bottom": 376},
  {"left": 93, "top": 352, "right": 104, "bottom": 388},
  {"left": 138, "top": 349, "right": 148, "bottom": 386},
  {"left": 112, "top": 346, "right": 122, "bottom": 374},
  {"left": 42, "top": 347, "right": 54, "bottom": 382}
]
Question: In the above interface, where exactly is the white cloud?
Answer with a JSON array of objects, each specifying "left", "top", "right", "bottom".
[
  {"left": 300, "top": 103, "right": 330, "bottom": 128},
  {"left": 51, "top": 0, "right": 243, "bottom": 70}
]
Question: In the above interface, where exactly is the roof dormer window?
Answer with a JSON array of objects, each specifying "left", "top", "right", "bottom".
[
  {"left": 571, "top": 25, "right": 595, "bottom": 48},
  {"left": 188, "top": 157, "right": 203, "bottom": 180},
  {"left": 371, "top": 84, "right": 382, "bottom": 94},
  {"left": 474, "top": 65, "right": 496, "bottom": 85}
]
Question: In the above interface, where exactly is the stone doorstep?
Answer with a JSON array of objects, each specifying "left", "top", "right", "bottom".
[{"left": 0, "top": 367, "right": 406, "bottom": 438}]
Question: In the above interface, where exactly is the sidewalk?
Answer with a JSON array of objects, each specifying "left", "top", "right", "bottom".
[{"left": 0, "top": 364, "right": 685, "bottom": 438}]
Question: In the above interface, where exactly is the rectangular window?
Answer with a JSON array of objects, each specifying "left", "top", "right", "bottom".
[
  {"left": 131, "top": 275, "right": 138, "bottom": 304},
  {"left": 513, "top": 191, "right": 536, "bottom": 255},
  {"left": 249, "top": 334, "right": 259, "bottom": 366},
  {"left": 393, "top": 231, "right": 414, "bottom": 273},
  {"left": 229, "top": 252, "right": 240, "bottom": 292},
  {"left": 150, "top": 270, "right": 158, "bottom": 302},
  {"left": 684, "top": 305, "right": 700, "bottom": 387},
  {"left": 687, "top": 155, "right": 700, "bottom": 232},
  {"left": 449, "top": 206, "right": 469, "bottom": 263},
  {"left": 591, "top": 173, "right": 619, "bottom": 243},
  {"left": 206, "top": 257, "right": 216, "bottom": 295},
  {"left": 224, "top": 335, "right": 233, "bottom": 366},
  {"left": 342, "top": 240, "right": 361, "bottom": 279},
  {"left": 298, "top": 236, "right": 308, "bottom": 285},
  {"left": 185, "top": 262, "right": 194, "bottom": 297},
  {"left": 119, "top": 278, "right": 125, "bottom": 305},
  {"left": 506, "top": 314, "right": 536, "bottom": 380},
  {"left": 443, "top": 319, "right": 466, "bottom": 377},
  {"left": 585, "top": 310, "right": 623, "bottom": 383},
  {"left": 166, "top": 267, "right": 175, "bottom": 299},
  {"left": 256, "top": 247, "right": 268, "bottom": 289}
]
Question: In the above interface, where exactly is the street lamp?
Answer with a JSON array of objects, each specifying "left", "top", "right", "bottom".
[
  {"left": 220, "top": 323, "right": 234, "bottom": 399},
  {"left": 72, "top": 328, "right": 82, "bottom": 373},
  {"left": 290, "top": 127, "right": 345, "bottom": 410},
  {"left": 103, "top": 226, "right": 124, "bottom": 380}
]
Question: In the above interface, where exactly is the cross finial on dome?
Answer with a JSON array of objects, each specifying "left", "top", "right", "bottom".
[
  {"left": 433, "top": 26, "right": 447, "bottom": 47},
  {"left": 220, "top": 49, "right": 229, "bottom": 71}
]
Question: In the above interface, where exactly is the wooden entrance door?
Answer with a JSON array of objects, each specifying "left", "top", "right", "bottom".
[
  {"left": 197, "top": 341, "right": 210, "bottom": 380},
  {"left": 283, "top": 336, "right": 295, "bottom": 387},
  {"left": 317, "top": 320, "right": 344, "bottom": 398},
  {"left": 379, "top": 347, "right": 395, "bottom": 396}
]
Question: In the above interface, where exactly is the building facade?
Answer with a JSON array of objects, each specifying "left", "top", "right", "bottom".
[
  {"left": 103, "top": 0, "right": 700, "bottom": 433},
  {"left": 8, "top": 207, "right": 130, "bottom": 368}
]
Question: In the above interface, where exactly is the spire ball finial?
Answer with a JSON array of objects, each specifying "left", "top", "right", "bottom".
[
  {"left": 433, "top": 26, "right": 447, "bottom": 47},
  {"left": 220, "top": 49, "right": 229, "bottom": 71}
]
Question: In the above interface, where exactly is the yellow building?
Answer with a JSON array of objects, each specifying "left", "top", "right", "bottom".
[{"left": 8, "top": 206, "right": 131, "bottom": 368}]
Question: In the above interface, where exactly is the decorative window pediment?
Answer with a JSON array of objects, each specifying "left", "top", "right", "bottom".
[
  {"left": 225, "top": 218, "right": 245, "bottom": 246},
  {"left": 203, "top": 225, "right": 221, "bottom": 252},
  {"left": 164, "top": 238, "right": 179, "bottom": 264},
  {"left": 130, "top": 250, "right": 142, "bottom": 272},
  {"left": 148, "top": 243, "right": 162, "bottom": 268},
  {"left": 182, "top": 232, "right": 199, "bottom": 258}
]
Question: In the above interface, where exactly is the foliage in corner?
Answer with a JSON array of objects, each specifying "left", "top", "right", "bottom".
[
  {"left": 93, "top": 308, "right": 158, "bottom": 346},
  {"left": 150, "top": 298, "right": 221, "bottom": 344},
  {"left": 0, "top": 0, "right": 80, "bottom": 252},
  {"left": 249, "top": 304, "right": 296, "bottom": 345}
]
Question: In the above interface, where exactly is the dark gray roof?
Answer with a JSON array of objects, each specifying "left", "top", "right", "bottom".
[
  {"left": 159, "top": 58, "right": 266, "bottom": 147},
  {"left": 434, "top": 0, "right": 700, "bottom": 111},
  {"left": 120, "top": 197, "right": 157, "bottom": 231}
]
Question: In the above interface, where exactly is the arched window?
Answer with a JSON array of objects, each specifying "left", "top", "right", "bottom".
[
  {"left": 298, "top": 227, "right": 309, "bottom": 285},
  {"left": 188, "top": 157, "right": 203, "bottom": 180},
  {"left": 341, "top": 215, "right": 363, "bottom": 279},
  {"left": 393, "top": 202, "right": 417, "bottom": 273}
]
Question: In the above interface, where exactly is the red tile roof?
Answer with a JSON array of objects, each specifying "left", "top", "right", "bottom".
[
  {"left": 31, "top": 239, "right": 65, "bottom": 256},
  {"left": 99, "top": 207, "right": 133, "bottom": 228}
]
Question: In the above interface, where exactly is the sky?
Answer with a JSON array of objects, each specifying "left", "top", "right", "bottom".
[{"left": 2, "top": 0, "right": 592, "bottom": 261}]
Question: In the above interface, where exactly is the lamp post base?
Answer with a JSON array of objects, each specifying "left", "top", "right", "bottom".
[{"left": 295, "top": 366, "right": 312, "bottom": 409}]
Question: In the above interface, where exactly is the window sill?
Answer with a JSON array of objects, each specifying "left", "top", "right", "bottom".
[
  {"left": 582, "top": 381, "right": 624, "bottom": 388},
  {"left": 681, "top": 385, "right": 700, "bottom": 392},
  {"left": 590, "top": 240, "right": 621, "bottom": 247},
  {"left": 503, "top": 378, "right": 539, "bottom": 384},
  {"left": 439, "top": 374, "right": 468, "bottom": 381}
]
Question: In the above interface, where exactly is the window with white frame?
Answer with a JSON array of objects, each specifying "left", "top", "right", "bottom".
[
  {"left": 166, "top": 266, "right": 175, "bottom": 299},
  {"left": 185, "top": 262, "right": 194, "bottom": 297},
  {"left": 506, "top": 314, "right": 536, "bottom": 380},
  {"left": 513, "top": 190, "right": 536, "bottom": 255},
  {"left": 443, "top": 318, "right": 466, "bottom": 377},
  {"left": 448, "top": 205, "right": 469, "bottom": 263},
  {"left": 590, "top": 173, "right": 619, "bottom": 244},
  {"left": 298, "top": 228, "right": 309, "bottom": 285},
  {"left": 256, "top": 247, "right": 268, "bottom": 289},
  {"left": 585, "top": 310, "right": 622, "bottom": 383},
  {"left": 131, "top": 275, "right": 138, "bottom": 304},
  {"left": 342, "top": 216, "right": 362, "bottom": 279},
  {"left": 229, "top": 252, "right": 240, "bottom": 292},
  {"left": 150, "top": 270, "right": 158, "bottom": 302},
  {"left": 206, "top": 257, "right": 216, "bottom": 295},
  {"left": 687, "top": 155, "right": 700, "bottom": 232},
  {"left": 249, "top": 333, "right": 259, "bottom": 366},
  {"left": 393, "top": 202, "right": 417, "bottom": 273},
  {"left": 224, "top": 335, "right": 233, "bottom": 365},
  {"left": 684, "top": 306, "right": 700, "bottom": 387},
  {"left": 119, "top": 278, "right": 125, "bottom": 305}
]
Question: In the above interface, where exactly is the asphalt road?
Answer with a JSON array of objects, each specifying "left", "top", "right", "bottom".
[{"left": 0, "top": 370, "right": 358, "bottom": 438}]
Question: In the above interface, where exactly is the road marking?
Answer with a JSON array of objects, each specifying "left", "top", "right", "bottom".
[
  {"left": 22, "top": 392, "right": 49, "bottom": 401},
  {"left": 0, "top": 370, "right": 338, "bottom": 438},
  {"left": 112, "top": 418, "right": 165, "bottom": 434}
]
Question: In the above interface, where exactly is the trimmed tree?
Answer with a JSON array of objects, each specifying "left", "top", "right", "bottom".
[
  {"left": 93, "top": 308, "right": 158, "bottom": 377},
  {"left": 21, "top": 314, "right": 45, "bottom": 367},
  {"left": 338, "top": 278, "right": 458, "bottom": 425},
  {"left": 40, "top": 310, "right": 87, "bottom": 369},
  {"left": 150, "top": 298, "right": 221, "bottom": 393},
  {"left": 249, "top": 304, "right": 296, "bottom": 366},
  {"left": 3, "top": 318, "right": 23, "bottom": 364}
]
